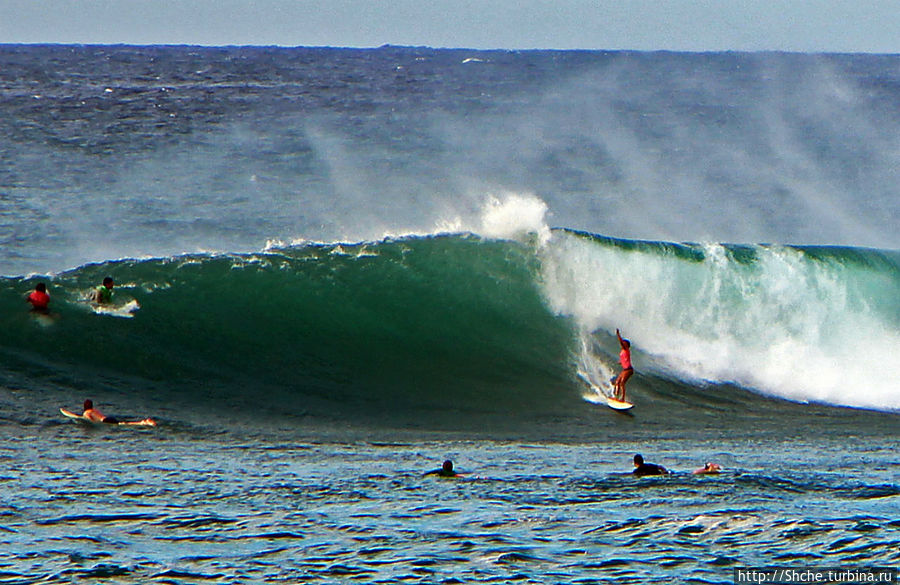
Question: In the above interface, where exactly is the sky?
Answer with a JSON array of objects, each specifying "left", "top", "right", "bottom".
[{"left": 2, "top": 0, "right": 899, "bottom": 53}]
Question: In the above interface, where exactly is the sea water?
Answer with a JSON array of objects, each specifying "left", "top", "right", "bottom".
[{"left": 1, "top": 46, "right": 898, "bottom": 583}]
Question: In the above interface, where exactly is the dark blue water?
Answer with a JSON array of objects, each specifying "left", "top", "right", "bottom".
[
  {"left": 0, "top": 45, "right": 898, "bottom": 583},
  {"left": 2, "top": 46, "right": 898, "bottom": 276}
]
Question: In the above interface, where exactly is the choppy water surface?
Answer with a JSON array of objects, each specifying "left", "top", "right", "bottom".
[
  {"left": 2, "top": 425, "right": 897, "bottom": 584},
  {"left": 1, "top": 45, "right": 898, "bottom": 583}
]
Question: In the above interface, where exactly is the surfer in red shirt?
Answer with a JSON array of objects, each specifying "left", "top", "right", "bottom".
[
  {"left": 26, "top": 282, "right": 50, "bottom": 312},
  {"left": 613, "top": 328, "right": 633, "bottom": 402}
]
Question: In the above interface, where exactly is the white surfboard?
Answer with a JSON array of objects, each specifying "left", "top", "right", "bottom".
[
  {"left": 578, "top": 370, "right": 635, "bottom": 410},
  {"left": 92, "top": 299, "right": 140, "bottom": 318},
  {"left": 606, "top": 397, "right": 634, "bottom": 410}
]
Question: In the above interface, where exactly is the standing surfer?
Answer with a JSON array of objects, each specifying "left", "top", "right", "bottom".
[{"left": 613, "top": 328, "right": 633, "bottom": 402}]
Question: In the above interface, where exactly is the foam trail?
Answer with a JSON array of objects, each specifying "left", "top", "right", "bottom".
[{"left": 575, "top": 333, "right": 617, "bottom": 403}]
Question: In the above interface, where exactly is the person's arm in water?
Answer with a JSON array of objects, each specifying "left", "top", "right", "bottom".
[{"left": 118, "top": 418, "right": 157, "bottom": 427}]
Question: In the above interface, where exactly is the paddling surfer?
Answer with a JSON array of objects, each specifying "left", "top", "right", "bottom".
[
  {"left": 81, "top": 399, "right": 156, "bottom": 426},
  {"left": 613, "top": 328, "right": 633, "bottom": 402},
  {"left": 424, "top": 460, "right": 460, "bottom": 478},
  {"left": 93, "top": 277, "right": 114, "bottom": 304},
  {"left": 632, "top": 454, "right": 668, "bottom": 476},
  {"left": 26, "top": 282, "right": 50, "bottom": 313}
]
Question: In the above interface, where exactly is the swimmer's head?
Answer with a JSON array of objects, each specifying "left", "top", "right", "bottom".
[
  {"left": 633, "top": 454, "right": 643, "bottom": 466},
  {"left": 442, "top": 460, "right": 454, "bottom": 473},
  {"left": 83, "top": 399, "right": 94, "bottom": 411}
]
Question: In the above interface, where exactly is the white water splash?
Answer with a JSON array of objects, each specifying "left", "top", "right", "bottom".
[
  {"left": 539, "top": 231, "right": 900, "bottom": 411},
  {"left": 478, "top": 192, "right": 551, "bottom": 245}
]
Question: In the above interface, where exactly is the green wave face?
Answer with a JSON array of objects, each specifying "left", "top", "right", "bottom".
[
  {"left": 1, "top": 235, "right": 576, "bottom": 419},
  {"left": 543, "top": 230, "right": 899, "bottom": 411},
  {"left": 3, "top": 232, "right": 898, "bottom": 424}
]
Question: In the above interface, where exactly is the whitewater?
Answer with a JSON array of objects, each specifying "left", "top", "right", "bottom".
[
  {"left": 1, "top": 46, "right": 898, "bottom": 583},
  {"left": 5, "top": 193, "right": 897, "bottom": 415}
]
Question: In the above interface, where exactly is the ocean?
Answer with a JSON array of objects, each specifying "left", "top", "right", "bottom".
[{"left": 1, "top": 45, "right": 898, "bottom": 583}]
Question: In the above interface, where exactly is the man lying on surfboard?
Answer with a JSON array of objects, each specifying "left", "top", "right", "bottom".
[
  {"left": 67, "top": 399, "right": 156, "bottom": 426},
  {"left": 613, "top": 328, "right": 633, "bottom": 402}
]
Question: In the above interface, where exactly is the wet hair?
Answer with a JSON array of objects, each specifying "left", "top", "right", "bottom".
[
  {"left": 633, "top": 454, "right": 644, "bottom": 465},
  {"left": 102, "top": 277, "right": 114, "bottom": 286},
  {"left": 83, "top": 399, "right": 94, "bottom": 410},
  {"left": 35, "top": 283, "right": 47, "bottom": 292},
  {"left": 442, "top": 460, "right": 454, "bottom": 473}
]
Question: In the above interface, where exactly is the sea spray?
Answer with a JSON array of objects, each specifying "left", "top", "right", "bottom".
[
  {"left": 539, "top": 230, "right": 900, "bottom": 411},
  {"left": 3, "top": 192, "right": 896, "bottom": 416}
]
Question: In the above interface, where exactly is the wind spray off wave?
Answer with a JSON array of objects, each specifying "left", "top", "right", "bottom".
[
  {"left": 3, "top": 192, "right": 897, "bottom": 417},
  {"left": 539, "top": 230, "right": 900, "bottom": 411}
]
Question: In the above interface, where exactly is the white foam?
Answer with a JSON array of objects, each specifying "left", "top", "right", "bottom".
[
  {"left": 280, "top": 191, "right": 552, "bottom": 248},
  {"left": 477, "top": 192, "right": 551, "bottom": 245},
  {"left": 539, "top": 232, "right": 900, "bottom": 411}
]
